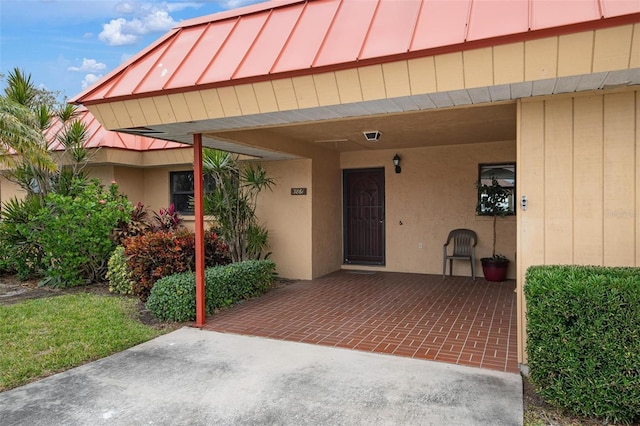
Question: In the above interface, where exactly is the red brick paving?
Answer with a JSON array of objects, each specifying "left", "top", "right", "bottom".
[{"left": 201, "top": 271, "right": 519, "bottom": 373}]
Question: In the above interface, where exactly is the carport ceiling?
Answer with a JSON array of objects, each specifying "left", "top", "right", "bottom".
[{"left": 211, "top": 102, "right": 516, "bottom": 153}]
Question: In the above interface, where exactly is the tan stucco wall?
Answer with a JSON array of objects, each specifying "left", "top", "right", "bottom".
[
  {"left": 86, "top": 165, "right": 115, "bottom": 183},
  {"left": 0, "top": 176, "right": 26, "bottom": 207},
  {"left": 341, "top": 141, "right": 517, "bottom": 277},
  {"left": 114, "top": 167, "right": 145, "bottom": 206},
  {"left": 255, "top": 159, "right": 314, "bottom": 280},
  {"left": 311, "top": 151, "right": 342, "bottom": 278},
  {"left": 517, "top": 87, "right": 640, "bottom": 364}
]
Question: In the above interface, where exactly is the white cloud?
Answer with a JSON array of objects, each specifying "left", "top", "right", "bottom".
[
  {"left": 98, "top": 9, "right": 178, "bottom": 46},
  {"left": 115, "top": 2, "right": 135, "bottom": 14},
  {"left": 99, "top": 18, "right": 141, "bottom": 46},
  {"left": 121, "top": 52, "right": 134, "bottom": 63},
  {"left": 81, "top": 74, "right": 104, "bottom": 90},
  {"left": 68, "top": 58, "right": 108, "bottom": 73},
  {"left": 221, "top": 0, "right": 259, "bottom": 9},
  {"left": 88, "top": 1, "right": 266, "bottom": 47}
]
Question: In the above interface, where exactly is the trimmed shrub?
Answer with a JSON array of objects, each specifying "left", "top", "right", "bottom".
[
  {"left": 525, "top": 265, "right": 640, "bottom": 424},
  {"left": 146, "top": 260, "right": 276, "bottom": 322},
  {"left": 125, "top": 229, "right": 230, "bottom": 302},
  {"left": 144, "top": 270, "right": 197, "bottom": 323},
  {"left": 106, "top": 246, "right": 134, "bottom": 295}
]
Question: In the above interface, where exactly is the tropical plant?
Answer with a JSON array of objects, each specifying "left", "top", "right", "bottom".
[
  {"left": 106, "top": 246, "right": 135, "bottom": 295},
  {"left": 1, "top": 69, "right": 55, "bottom": 193},
  {"left": 112, "top": 201, "right": 152, "bottom": 244},
  {"left": 0, "top": 194, "right": 46, "bottom": 278},
  {"left": 1, "top": 68, "right": 90, "bottom": 199},
  {"left": 124, "top": 229, "right": 229, "bottom": 301},
  {"left": 152, "top": 203, "right": 184, "bottom": 232},
  {"left": 202, "top": 149, "right": 275, "bottom": 262}
]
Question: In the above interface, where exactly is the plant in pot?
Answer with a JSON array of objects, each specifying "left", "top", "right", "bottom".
[{"left": 476, "top": 176, "right": 510, "bottom": 281}]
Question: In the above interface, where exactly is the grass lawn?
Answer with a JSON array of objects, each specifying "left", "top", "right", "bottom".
[{"left": 0, "top": 293, "right": 167, "bottom": 391}]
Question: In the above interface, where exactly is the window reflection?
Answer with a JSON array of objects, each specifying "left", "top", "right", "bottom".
[{"left": 478, "top": 163, "right": 516, "bottom": 215}]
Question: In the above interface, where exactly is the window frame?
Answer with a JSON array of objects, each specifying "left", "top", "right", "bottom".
[
  {"left": 169, "top": 171, "right": 214, "bottom": 215},
  {"left": 477, "top": 162, "right": 516, "bottom": 216}
]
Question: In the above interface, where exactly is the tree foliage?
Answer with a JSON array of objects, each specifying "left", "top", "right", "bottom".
[
  {"left": 0, "top": 68, "right": 90, "bottom": 199},
  {"left": 202, "top": 149, "right": 275, "bottom": 262}
]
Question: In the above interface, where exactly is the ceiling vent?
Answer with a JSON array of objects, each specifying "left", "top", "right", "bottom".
[{"left": 363, "top": 131, "right": 382, "bottom": 142}]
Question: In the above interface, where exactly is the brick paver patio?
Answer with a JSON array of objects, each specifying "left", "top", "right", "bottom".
[{"left": 202, "top": 270, "right": 518, "bottom": 373}]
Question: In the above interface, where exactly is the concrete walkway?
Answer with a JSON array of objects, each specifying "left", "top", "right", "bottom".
[{"left": 0, "top": 328, "right": 523, "bottom": 425}]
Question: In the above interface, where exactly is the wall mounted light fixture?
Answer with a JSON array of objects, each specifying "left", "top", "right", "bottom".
[{"left": 393, "top": 154, "right": 401, "bottom": 174}]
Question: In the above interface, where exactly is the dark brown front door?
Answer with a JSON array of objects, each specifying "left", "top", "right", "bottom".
[{"left": 343, "top": 168, "right": 385, "bottom": 265}]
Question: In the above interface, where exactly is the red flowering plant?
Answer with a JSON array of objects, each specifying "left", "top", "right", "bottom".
[{"left": 124, "top": 229, "right": 230, "bottom": 301}]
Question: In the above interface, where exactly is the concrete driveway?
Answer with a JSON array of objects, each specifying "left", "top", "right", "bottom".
[{"left": 0, "top": 327, "right": 523, "bottom": 425}]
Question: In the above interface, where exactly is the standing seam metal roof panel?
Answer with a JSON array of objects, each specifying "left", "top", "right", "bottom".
[
  {"left": 603, "top": 0, "right": 640, "bottom": 17},
  {"left": 312, "top": 0, "right": 379, "bottom": 67},
  {"left": 166, "top": 20, "right": 237, "bottom": 90},
  {"left": 359, "top": 0, "right": 423, "bottom": 60},
  {"left": 106, "top": 41, "right": 171, "bottom": 98},
  {"left": 233, "top": 3, "right": 306, "bottom": 79},
  {"left": 530, "top": 0, "right": 601, "bottom": 30},
  {"left": 198, "top": 13, "right": 269, "bottom": 84},
  {"left": 411, "top": 0, "right": 471, "bottom": 51},
  {"left": 466, "top": 0, "right": 530, "bottom": 42},
  {"left": 135, "top": 28, "right": 204, "bottom": 93},
  {"left": 71, "top": 0, "right": 640, "bottom": 104},
  {"left": 43, "top": 108, "right": 185, "bottom": 151},
  {"left": 270, "top": 0, "right": 341, "bottom": 73}
]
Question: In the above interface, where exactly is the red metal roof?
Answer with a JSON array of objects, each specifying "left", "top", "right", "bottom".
[
  {"left": 72, "top": 0, "right": 640, "bottom": 104},
  {"left": 45, "top": 107, "right": 186, "bottom": 152}
]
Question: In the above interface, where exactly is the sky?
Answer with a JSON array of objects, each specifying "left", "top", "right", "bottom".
[{"left": 0, "top": 0, "right": 267, "bottom": 102}]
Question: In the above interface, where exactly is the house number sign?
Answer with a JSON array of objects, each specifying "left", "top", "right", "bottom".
[{"left": 291, "top": 188, "right": 307, "bottom": 195}]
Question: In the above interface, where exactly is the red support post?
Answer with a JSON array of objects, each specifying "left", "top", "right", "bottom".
[{"left": 193, "top": 134, "right": 206, "bottom": 326}]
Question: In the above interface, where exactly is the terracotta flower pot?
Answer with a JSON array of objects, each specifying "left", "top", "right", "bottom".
[{"left": 481, "top": 257, "right": 509, "bottom": 282}]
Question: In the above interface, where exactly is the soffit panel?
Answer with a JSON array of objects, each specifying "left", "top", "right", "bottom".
[{"left": 111, "top": 72, "right": 639, "bottom": 160}]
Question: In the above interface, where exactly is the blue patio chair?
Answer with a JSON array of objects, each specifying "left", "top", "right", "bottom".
[{"left": 442, "top": 229, "right": 477, "bottom": 280}]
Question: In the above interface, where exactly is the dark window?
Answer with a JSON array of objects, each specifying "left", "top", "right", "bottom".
[
  {"left": 477, "top": 163, "right": 516, "bottom": 215},
  {"left": 169, "top": 171, "right": 215, "bottom": 215}
]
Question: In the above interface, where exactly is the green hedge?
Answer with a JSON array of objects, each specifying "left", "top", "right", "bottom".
[
  {"left": 145, "top": 260, "right": 276, "bottom": 322},
  {"left": 525, "top": 265, "right": 640, "bottom": 424}
]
